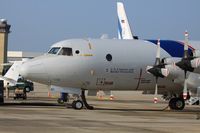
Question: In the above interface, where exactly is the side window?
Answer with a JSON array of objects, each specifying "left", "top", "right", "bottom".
[
  {"left": 59, "top": 48, "right": 73, "bottom": 56},
  {"left": 75, "top": 50, "right": 80, "bottom": 54},
  {"left": 106, "top": 54, "right": 112, "bottom": 61}
]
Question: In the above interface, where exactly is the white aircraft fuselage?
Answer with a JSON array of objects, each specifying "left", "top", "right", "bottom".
[{"left": 20, "top": 39, "right": 200, "bottom": 95}]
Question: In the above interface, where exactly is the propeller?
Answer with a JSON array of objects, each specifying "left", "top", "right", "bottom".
[
  {"left": 183, "top": 31, "right": 189, "bottom": 100},
  {"left": 175, "top": 31, "right": 191, "bottom": 100},
  {"left": 146, "top": 39, "right": 169, "bottom": 103},
  {"left": 154, "top": 39, "right": 160, "bottom": 103}
]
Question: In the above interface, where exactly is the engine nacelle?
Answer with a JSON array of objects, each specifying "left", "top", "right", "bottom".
[
  {"left": 162, "top": 57, "right": 181, "bottom": 65},
  {"left": 193, "top": 50, "right": 200, "bottom": 57},
  {"left": 191, "top": 57, "right": 200, "bottom": 68},
  {"left": 164, "top": 64, "right": 183, "bottom": 79}
]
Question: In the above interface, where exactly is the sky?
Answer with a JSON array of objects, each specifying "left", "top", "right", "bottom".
[{"left": 0, "top": 0, "right": 200, "bottom": 52}]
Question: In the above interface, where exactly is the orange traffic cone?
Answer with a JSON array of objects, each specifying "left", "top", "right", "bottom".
[
  {"left": 97, "top": 90, "right": 105, "bottom": 100},
  {"left": 48, "top": 91, "right": 51, "bottom": 97}
]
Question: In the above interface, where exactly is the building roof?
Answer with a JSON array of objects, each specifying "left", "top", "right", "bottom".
[{"left": 8, "top": 51, "right": 42, "bottom": 58}]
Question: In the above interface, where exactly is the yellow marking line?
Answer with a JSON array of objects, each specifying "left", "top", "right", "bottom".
[{"left": 80, "top": 54, "right": 93, "bottom": 56}]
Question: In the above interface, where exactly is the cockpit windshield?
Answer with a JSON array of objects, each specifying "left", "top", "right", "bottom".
[
  {"left": 48, "top": 47, "right": 60, "bottom": 54},
  {"left": 58, "top": 47, "right": 73, "bottom": 56}
]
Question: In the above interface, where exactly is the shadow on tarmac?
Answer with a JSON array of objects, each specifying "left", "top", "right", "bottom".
[
  {"left": 94, "top": 106, "right": 200, "bottom": 113},
  {"left": 0, "top": 101, "right": 199, "bottom": 113},
  {"left": 94, "top": 106, "right": 169, "bottom": 112},
  {"left": 0, "top": 102, "right": 63, "bottom": 107}
]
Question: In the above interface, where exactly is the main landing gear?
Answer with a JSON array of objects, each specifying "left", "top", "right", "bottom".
[
  {"left": 168, "top": 92, "right": 190, "bottom": 110},
  {"left": 71, "top": 89, "right": 94, "bottom": 110},
  {"left": 169, "top": 97, "right": 185, "bottom": 110}
]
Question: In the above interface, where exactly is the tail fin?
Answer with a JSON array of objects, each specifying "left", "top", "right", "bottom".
[
  {"left": 117, "top": 2, "right": 134, "bottom": 39},
  {"left": 4, "top": 61, "right": 22, "bottom": 81}
]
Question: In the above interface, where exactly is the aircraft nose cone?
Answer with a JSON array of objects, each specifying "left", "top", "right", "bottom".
[{"left": 19, "top": 60, "right": 49, "bottom": 84}]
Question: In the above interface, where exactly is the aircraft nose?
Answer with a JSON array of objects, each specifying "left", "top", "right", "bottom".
[{"left": 19, "top": 60, "right": 49, "bottom": 83}]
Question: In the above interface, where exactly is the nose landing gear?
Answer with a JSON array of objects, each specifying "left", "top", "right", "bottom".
[
  {"left": 72, "top": 100, "right": 84, "bottom": 110},
  {"left": 71, "top": 89, "right": 94, "bottom": 110}
]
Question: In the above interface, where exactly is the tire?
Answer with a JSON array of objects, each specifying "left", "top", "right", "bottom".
[
  {"left": 23, "top": 96, "right": 27, "bottom": 100},
  {"left": 72, "top": 100, "right": 83, "bottom": 110},
  {"left": 169, "top": 98, "right": 185, "bottom": 110},
  {"left": 25, "top": 87, "right": 31, "bottom": 92},
  {"left": 169, "top": 98, "right": 176, "bottom": 110},
  {"left": 174, "top": 98, "right": 185, "bottom": 110},
  {"left": 196, "top": 100, "right": 199, "bottom": 105},
  {"left": 57, "top": 98, "right": 64, "bottom": 104},
  {"left": 0, "top": 98, "right": 4, "bottom": 103}
]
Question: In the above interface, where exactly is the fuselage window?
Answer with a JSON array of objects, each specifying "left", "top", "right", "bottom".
[
  {"left": 106, "top": 54, "right": 112, "bottom": 61},
  {"left": 75, "top": 50, "right": 80, "bottom": 54},
  {"left": 48, "top": 47, "right": 60, "bottom": 54},
  {"left": 59, "top": 47, "right": 73, "bottom": 56}
]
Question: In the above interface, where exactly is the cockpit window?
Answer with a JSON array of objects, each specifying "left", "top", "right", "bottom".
[
  {"left": 58, "top": 47, "right": 73, "bottom": 56},
  {"left": 48, "top": 47, "right": 60, "bottom": 54}
]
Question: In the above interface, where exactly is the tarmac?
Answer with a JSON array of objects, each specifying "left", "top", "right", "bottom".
[{"left": 0, "top": 94, "right": 200, "bottom": 133}]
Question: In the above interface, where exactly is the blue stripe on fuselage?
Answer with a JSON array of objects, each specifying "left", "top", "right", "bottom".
[{"left": 147, "top": 40, "right": 193, "bottom": 57}]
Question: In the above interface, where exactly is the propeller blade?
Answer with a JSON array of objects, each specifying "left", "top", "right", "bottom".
[
  {"left": 154, "top": 77, "right": 158, "bottom": 103},
  {"left": 184, "top": 31, "right": 189, "bottom": 59},
  {"left": 146, "top": 66, "right": 153, "bottom": 74},
  {"left": 183, "top": 78, "right": 188, "bottom": 100},
  {"left": 148, "top": 39, "right": 163, "bottom": 103},
  {"left": 155, "top": 39, "right": 161, "bottom": 65},
  {"left": 175, "top": 31, "right": 194, "bottom": 72}
]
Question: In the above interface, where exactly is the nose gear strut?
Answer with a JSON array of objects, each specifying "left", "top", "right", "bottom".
[{"left": 81, "top": 89, "right": 94, "bottom": 110}]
